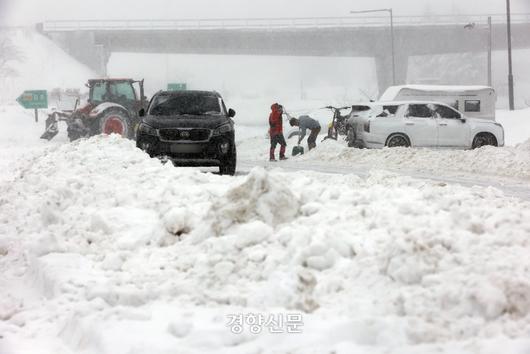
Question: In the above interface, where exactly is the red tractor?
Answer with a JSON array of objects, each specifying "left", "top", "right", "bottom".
[{"left": 41, "top": 78, "right": 147, "bottom": 141}]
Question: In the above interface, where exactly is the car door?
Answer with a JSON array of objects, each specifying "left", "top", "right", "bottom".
[
  {"left": 403, "top": 104, "right": 438, "bottom": 147},
  {"left": 432, "top": 104, "right": 470, "bottom": 148}
]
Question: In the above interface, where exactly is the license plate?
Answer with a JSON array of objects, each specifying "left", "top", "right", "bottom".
[{"left": 170, "top": 144, "right": 203, "bottom": 154}]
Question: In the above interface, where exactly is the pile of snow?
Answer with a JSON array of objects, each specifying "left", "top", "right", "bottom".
[
  {"left": 0, "top": 105, "right": 68, "bottom": 184},
  {"left": 297, "top": 138, "right": 530, "bottom": 181},
  {"left": 238, "top": 134, "right": 530, "bottom": 181},
  {"left": 2, "top": 135, "right": 530, "bottom": 353},
  {"left": 497, "top": 108, "right": 530, "bottom": 146}
]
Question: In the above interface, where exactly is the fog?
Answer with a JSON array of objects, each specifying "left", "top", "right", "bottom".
[
  {"left": 2, "top": 0, "right": 530, "bottom": 115},
  {"left": 3, "top": 0, "right": 530, "bottom": 25}
]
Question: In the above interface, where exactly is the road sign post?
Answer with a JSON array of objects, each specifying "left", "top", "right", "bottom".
[{"left": 16, "top": 90, "right": 48, "bottom": 122}]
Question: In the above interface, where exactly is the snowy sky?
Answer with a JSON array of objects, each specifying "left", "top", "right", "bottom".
[{"left": 2, "top": 0, "right": 530, "bottom": 25}]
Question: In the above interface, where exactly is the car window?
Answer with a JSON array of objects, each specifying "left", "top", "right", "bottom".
[
  {"left": 220, "top": 99, "right": 228, "bottom": 115},
  {"left": 149, "top": 94, "right": 222, "bottom": 116},
  {"left": 109, "top": 82, "right": 136, "bottom": 100},
  {"left": 90, "top": 82, "right": 106, "bottom": 102},
  {"left": 432, "top": 104, "right": 462, "bottom": 119},
  {"left": 465, "top": 100, "right": 481, "bottom": 112},
  {"left": 407, "top": 104, "right": 433, "bottom": 118},
  {"left": 378, "top": 105, "right": 399, "bottom": 117}
]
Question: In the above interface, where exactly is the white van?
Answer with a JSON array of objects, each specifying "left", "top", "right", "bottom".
[{"left": 380, "top": 85, "right": 496, "bottom": 121}]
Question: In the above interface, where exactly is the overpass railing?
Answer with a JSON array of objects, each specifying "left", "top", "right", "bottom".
[{"left": 41, "top": 14, "right": 530, "bottom": 32}]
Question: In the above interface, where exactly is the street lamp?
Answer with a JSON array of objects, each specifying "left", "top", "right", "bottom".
[
  {"left": 350, "top": 8, "right": 395, "bottom": 85},
  {"left": 506, "top": 0, "right": 515, "bottom": 110}
]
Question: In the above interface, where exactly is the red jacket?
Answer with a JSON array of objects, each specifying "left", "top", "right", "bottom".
[{"left": 269, "top": 103, "right": 283, "bottom": 136}]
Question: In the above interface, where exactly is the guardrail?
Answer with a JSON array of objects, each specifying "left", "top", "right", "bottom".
[{"left": 41, "top": 14, "right": 530, "bottom": 32}]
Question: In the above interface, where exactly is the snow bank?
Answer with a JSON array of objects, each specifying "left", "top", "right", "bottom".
[
  {"left": 2, "top": 135, "right": 530, "bottom": 353},
  {"left": 497, "top": 108, "right": 530, "bottom": 146},
  {"left": 0, "top": 105, "right": 68, "bottom": 185},
  {"left": 304, "top": 138, "right": 530, "bottom": 180},
  {"left": 238, "top": 131, "right": 530, "bottom": 181}
]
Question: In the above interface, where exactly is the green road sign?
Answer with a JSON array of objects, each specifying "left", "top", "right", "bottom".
[
  {"left": 16, "top": 90, "right": 48, "bottom": 109},
  {"left": 167, "top": 83, "right": 187, "bottom": 91}
]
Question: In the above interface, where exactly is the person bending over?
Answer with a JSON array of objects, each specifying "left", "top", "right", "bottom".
[{"left": 289, "top": 115, "right": 321, "bottom": 150}]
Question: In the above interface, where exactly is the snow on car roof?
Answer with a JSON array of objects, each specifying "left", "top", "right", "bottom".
[
  {"left": 158, "top": 90, "right": 221, "bottom": 97},
  {"left": 358, "top": 100, "right": 453, "bottom": 107},
  {"left": 380, "top": 85, "right": 494, "bottom": 101}
]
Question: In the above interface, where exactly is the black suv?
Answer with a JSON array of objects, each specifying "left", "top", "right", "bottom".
[{"left": 136, "top": 90, "right": 237, "bottom": 175}]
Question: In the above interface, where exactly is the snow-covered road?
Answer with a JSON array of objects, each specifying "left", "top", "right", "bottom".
[
  {"left": 1, "top": 105, "right": 530, "bottom": 354},
  {"left": 236, "top": 124, "right": 530, "bottom": 201},
  {"left": 239, "top": 158, "right": 530, "bottom": 201}
]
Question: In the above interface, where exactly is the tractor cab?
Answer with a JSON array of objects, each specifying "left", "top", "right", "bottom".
[{"left": 87, "top": 79, "right": 146, "bottom": 113}]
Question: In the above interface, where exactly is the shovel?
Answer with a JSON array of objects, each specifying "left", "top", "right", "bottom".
[
  {"left": 292, "top": 144, "right": 304, "bottom": 156},
  {"left": 292, "top": 128, "right": 304, "bottom": 156}
]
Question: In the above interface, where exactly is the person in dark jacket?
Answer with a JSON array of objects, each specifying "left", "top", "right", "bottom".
[
  {"left": 289, "top": 115, "right": 321, "bottom": 150},
  {"left": 269, "top": 103, "right": 287, "bottom": 161}
]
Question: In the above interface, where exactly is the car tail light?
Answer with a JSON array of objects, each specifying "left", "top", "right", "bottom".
[{"left": 364, "top": 120, "right": 371, "bottom": 133}]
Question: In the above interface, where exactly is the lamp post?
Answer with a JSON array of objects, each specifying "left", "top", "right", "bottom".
[
  {"left": 506, "top": 0, "right": 515, "bottom": 110},
  {"left": 488, "top": 16, "right": 492, "bottom": 87},
  {"left": 350, "top": 9, "right": 395, "bottom": 85}
]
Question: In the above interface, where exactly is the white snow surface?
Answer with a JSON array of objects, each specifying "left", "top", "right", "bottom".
[
  {"left": 239, "top": 134, "right": 530, "bottom": 183},
  {"left": 1, "top": 22, "right": 530, "bottom": 352},
  {"left": 1, "top": 102, "right": 530, "bottom": 353},
  {"left": 379, "top": 85, "right": 494, "bottom": 101}
]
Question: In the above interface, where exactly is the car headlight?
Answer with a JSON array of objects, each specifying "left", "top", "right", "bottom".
[
  {"left": 138, "top": 123, "right": 157, "bottom": 136},
  {"left": 213, "top": 123, "right": 232, "bottom": 136}
]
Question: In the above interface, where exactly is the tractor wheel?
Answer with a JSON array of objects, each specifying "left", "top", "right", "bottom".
[{"left": 98, "top": 110, "right": 132, "bottom": 138}]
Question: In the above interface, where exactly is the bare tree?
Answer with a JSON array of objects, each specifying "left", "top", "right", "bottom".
[{"left": 0, "top": 36, "right": 24, "bottom": 79}]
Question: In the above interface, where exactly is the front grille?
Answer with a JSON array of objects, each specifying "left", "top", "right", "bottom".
[{"left": 159, "top": 128, "right": 211, "bottom": 141}]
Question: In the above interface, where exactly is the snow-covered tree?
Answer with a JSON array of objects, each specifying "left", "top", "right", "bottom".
[{"left": 0, "top": 36, "right": 23, "bottom": 79}]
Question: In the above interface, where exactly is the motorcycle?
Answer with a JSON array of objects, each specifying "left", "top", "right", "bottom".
[{"left": 322, "top": 106, "right": 352, "bottom": 141}]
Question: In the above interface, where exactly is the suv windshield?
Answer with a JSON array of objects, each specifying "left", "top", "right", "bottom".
[{"left": 149, "top": 94, "right": 222, "bottom": 116}]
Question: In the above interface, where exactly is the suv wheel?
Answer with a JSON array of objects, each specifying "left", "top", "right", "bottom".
[
  {"left": 347, "top": 126, "right": 356, "bottom": 147},
  {"left": 472, "top": 133, "right": 497, "bottom": 149},
  {"left": 219, "top": 146, "right": 237, "bottom": 176},
  {"left": 386, "top": 133, "right": 410, "bottom": 148}
]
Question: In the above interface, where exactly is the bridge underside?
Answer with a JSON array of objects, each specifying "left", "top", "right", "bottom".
[{"left": 43, "top": 23, "right": 530, "bottom": 92}]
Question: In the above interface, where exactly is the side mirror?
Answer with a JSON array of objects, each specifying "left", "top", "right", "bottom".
[
  {"left": 228, "top": 108, "right": 236, "bottom": 118},
  {"left": 460, "top": 118, "right": 466, "bottom": 123},
  {"left": 139, "top": 108, "right": 146, "bottom": 117}
]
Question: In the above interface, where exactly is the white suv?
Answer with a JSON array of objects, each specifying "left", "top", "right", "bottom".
[{"left": 346, "top": 101, "right": 504, "bottom": 149}]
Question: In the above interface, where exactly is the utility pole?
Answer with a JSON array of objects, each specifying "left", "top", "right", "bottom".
[
  {"left": 389, "top": 9, "right": 396, "bottom": 85},
  {"left": 487, "top": 16, "right": 492, "bottom": 87},
  {"left": 506, "top": 0, "right": 515, "bottom": 110}
]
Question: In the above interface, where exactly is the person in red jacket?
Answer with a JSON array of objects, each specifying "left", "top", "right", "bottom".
[{"left": 269, "top": 103, "right": 287, "bottom": 161}]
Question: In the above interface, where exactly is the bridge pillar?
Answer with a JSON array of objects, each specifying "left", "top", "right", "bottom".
[
  {"left": 48, "top": 31, "right": 109, "bottom": 77},
  {"left": 375, "top": 54, "right": 409, "bottom": 94}
]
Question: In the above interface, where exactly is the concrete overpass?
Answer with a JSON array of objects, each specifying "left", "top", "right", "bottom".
[{"left": 37, "top": 14, "right": 530, "bottom": 91}]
